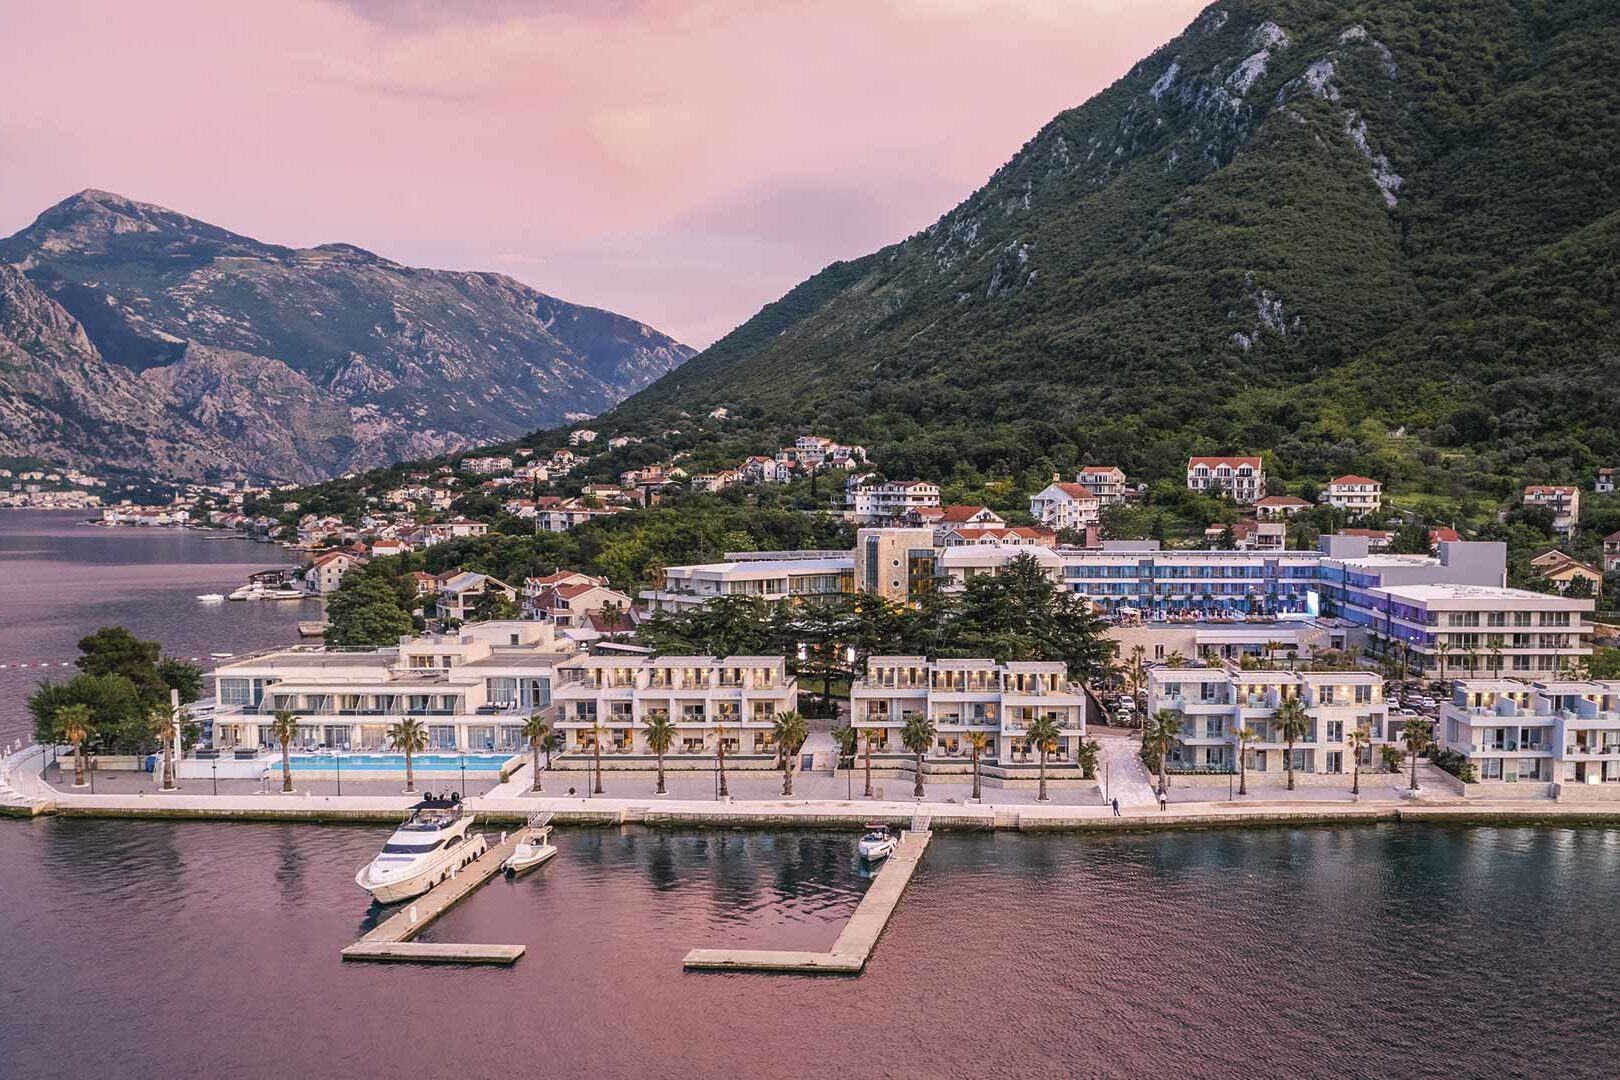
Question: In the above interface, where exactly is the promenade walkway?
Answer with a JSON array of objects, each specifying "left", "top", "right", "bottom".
[{"left": 7, "top": 742, "right": 1620, "bottom": 830}]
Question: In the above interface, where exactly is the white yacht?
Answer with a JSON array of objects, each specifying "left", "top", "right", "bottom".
[
  {"left": 196, "top": 593, "right": 226, "bottom": 603},
  {"left": 355, "top": 795, "right": 488, "bottom": 904},
  {"left": 858, "top": 825, "right": 897, "bottom": 862}
]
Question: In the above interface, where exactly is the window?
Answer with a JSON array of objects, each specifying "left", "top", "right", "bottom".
[{"left": 219, "top": 678, "right": 254, "bottom": 706}]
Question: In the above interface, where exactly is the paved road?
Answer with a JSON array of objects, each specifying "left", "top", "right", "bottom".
[{"left": 1097, "top": 733, "right": 1157, "bottom": 807}]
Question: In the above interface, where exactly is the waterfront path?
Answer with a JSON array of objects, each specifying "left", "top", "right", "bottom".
[{"left": 9, "top": 743, "right": 1620, "bottom": 829}]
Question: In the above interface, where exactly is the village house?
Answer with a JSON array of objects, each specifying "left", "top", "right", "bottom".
[
  {"left": 1255, "top": 494, "right": 1313, "bottom": 519},
  {"left": 304, "top": 550, "right": 367, "bottom": 594},
  {"left": 939, "top": 525, "right": 1058, "bottom": 548},
  {"left": 1202, "top": 521, "right": 1286, "bottom": 551},
  {"left": 1605, "top": 531, "right": 1620, "bottom": 574},
  {"left": 838, "top": 476, "right": 942, "bottom": 524},
  {"left": 1028, "top": 476, "right": 1102, "bottom": 531},
  {"left": 568, "top": 429, "right": 598, "bottom": 445},
  {"left": 1075, "top": 466, "right": 1129, "bottom": 505},
  {"left": 461, "top": 456, "right": 513, "bottom": 476},
  {"left": 1186, "top": 456, "right": 1266, "bottom": 503},
  {"left": 1597, "top": 467, "right": 1615, "bottom": 494},
  {"left": 1530, "top": 550, "right": 1604, "bottom": 596},
  {"left": 524, "top": 578, "right": 634, "bottom": 629},
  {"left": 1322, "top": 475, "right": 1383, "bottom": 515},
  {"left": 1524, "top": 485, "right": 1581, "bottom": 536},
  {"left": 435, "top": 572, "right": 519, "bottom": 622}
]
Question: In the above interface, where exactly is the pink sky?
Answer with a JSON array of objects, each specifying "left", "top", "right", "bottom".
[{"left": 0, "top": 0, "right": 1206, "bottom": 347}]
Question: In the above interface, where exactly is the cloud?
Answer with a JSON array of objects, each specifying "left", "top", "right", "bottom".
[{"left": 0, "top": 0, "right": 1207, "bottom": 347}]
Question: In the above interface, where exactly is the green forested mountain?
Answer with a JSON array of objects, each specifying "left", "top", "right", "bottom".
[{"left": 603, "top": 0, "right": 1619, "bottom": 504}]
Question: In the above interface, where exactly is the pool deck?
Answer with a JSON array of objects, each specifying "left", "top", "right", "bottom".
[
  {"left": 683, "top": 825, "right": 932, "bottom": 974},
  {"left": 341, "top": 827, "right": 529, "bottom": 965}
]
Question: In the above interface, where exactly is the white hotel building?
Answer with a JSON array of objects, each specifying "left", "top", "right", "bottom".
[
  {"left": 851, "top": 657, "right": 1089, "bottom": 768},
  {"left": 641, "top": 552, "right": 853, "bottom": 611},
  {"left": 1440, "top": 679, "right": 1620, "bottom": 789},
  {"left": 549, "top": 654, "right": 797, "bottom": 762},
  {"left": 211, "top": 622, "right": 569, "bottom": 754},
  {"left": 1148, "top": 664, "right": 1389, "bottom": 776}
]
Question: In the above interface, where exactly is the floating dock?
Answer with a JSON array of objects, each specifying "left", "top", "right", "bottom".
[
  {"left": 341, "top": 827, "right": 528, "bottom": 965},
  {"left": 683, "top": 823, "right": 932, "bottom": 975}
]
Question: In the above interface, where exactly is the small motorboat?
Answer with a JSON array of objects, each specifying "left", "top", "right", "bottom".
[
  {"left": 858, "top": 825, "right": 897, "bottom": 862},
  {"left": 196, "top": 593, "right": 226, "bottom": 603},
  {"left": 503, "top": 812, "right": 557, "bottom": 876}
]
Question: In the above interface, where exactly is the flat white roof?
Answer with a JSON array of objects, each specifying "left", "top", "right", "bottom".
[
  {"left": 1376, "top": 583, "right": 1593, "bottom": 606},
  {"left": 667, "top": 557, "right": 852, "bottom": 576}
]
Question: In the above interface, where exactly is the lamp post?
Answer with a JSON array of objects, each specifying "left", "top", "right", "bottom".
[
  {"left": 336, "top": 751, "right": 342, "bottom": 797},
  {"left": 211, "top": 759, "right": 218, "bottom": 796},
  {"left": 459, "top": 754, "right": 466, "bottom": 796}
]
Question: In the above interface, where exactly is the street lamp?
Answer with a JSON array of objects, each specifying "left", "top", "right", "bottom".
[
  {"left": 211, "top": 759, "right": 218, "bottom": 797},
  {"left": 336, "top": 752, "right": 342, "bottom": 797},
  {"left": 459, "top": 754, "right": 466, "bottom": 796}
]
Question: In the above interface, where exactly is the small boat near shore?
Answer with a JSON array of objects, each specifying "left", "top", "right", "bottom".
[
  {"left": 858, "top": 824, "right": 897, "bottom": 862},
  {"left": 197, "top": 593, "right": 225, "bottom": 603},
  {"left": 503, "top": 812, "right": 557, "bottom": 876}
]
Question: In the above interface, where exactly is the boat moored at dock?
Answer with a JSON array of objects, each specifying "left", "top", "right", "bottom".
[{"left": 355, "top": 794, "right": 487, "bottom": 904}]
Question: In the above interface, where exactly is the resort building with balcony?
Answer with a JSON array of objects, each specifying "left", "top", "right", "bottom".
[
  {"left": 1364, "top": 583, "right": 1593, "bottom": 679},
  {"left": 1440, "top": 679, "right": 1620, "bottom": 790},
  {"left": 549, "top": 654, "right": 796, "bottom": 765},
  {"left": 1147, "top": 664, "right": 1389, "bottom": 778},
  {"left": 210, "top": 621, "right": 571, "bottom": 755},
  {"left": 837, "top": 476, "right": 942, "bottom": 523},
  {"left": 1186, "top": 456, "right": 1265, "bottom": 503},
  {"left": 850, "top": 657, "right": 1089, "bottom": 774}
]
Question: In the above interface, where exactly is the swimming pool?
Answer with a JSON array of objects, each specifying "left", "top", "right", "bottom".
[{"left": 282, "top": 753, "right": 511, "bottom": 772}]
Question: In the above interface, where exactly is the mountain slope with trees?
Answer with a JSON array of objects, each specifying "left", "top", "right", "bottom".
[{"left": 598, "top": 0, "right": 1618, "bottom": 503}]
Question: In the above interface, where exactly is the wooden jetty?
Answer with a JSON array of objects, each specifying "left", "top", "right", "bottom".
[
  {"left": 683, "top": 821, "right": 932, "bottom": 975},
  {"left": 341, "top": 826, "right": 528, "bottom": 965}
]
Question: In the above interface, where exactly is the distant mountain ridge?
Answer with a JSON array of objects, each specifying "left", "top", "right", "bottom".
[{"left": 0, "top": 190, "right": 694, "bottom": 482}]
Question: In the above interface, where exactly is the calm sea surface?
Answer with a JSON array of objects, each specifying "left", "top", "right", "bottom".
[
  {"left": 0, "top": 510, "right": 314, "bottom": 746},
  {"left": 3, "top": 511, "right": 1619, "bottom": 1079},
  {"left": 1, "top": 822, "right": 1618, "bottom": 1079}
]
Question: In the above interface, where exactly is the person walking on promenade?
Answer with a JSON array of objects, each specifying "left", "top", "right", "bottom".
[
  {"left": 1158, "top": 790, "right": 1167, "bottom": 812},
  {"left": 1111, "top": 798, "right": 1121, "bottom": 817}
]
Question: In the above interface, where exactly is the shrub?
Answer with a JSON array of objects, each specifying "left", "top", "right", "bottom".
[
  {"left": 1381, "top": 745, "right": 1405, "bottom": 773},
  {"left": 1430, "top": 748, "right": 1479, "bottom": 783}
]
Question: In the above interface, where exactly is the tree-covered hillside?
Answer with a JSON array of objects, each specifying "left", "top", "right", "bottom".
[{"left": 599, "top": 0, "right": 1619, "bottom": 505}]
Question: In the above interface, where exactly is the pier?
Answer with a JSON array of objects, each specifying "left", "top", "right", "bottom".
[
  {"left": 683, "top": 821, "right": 932, "bottom": 975},
  {"left": 341, "top": 827, "right": 528, "bottom": 965}
]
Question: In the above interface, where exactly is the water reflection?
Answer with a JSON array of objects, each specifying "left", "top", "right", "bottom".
[{"left": 2, "top": 822, "right": 1619, "bottom": 1080}]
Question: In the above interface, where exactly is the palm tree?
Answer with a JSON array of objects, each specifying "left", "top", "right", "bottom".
[
  {"left": 1123, "top": 645, "right": 1148, "bottom": 709},
  {"left": 1264, "top": 639, "right": 1286, "bottom": 669},
  {"left": 862, "top": 726, "right": 875, "bottom": 798},
  {"left": 1403, "top": 716, "right": 1434, "bottom": 792},
  {"left": 1147, "top": 708, "right": 1182, "bottom": 796},
  {"left": 1347, "top": 723, "right": 1371, "bottom": 796},
  {"left": 773, "top": 711, "right": 809, "bottom": 797},
  {"left": 149, "top": 703, "right": 177, "bottom": 791},
  {"left": 1077, "top": 737, "right": 1101, "bottom": 781},
  {"left": 1273, "top": 696, "right": 1312, "bottom": 791},
  {"left": 712, "top": 719, "right": 730, "bottom": 798},
  {"left": 387, "top": 717, "right": 429, "bottom": 794},
  {"left": 269, "top": 709, "right": 299, "bottom": 793},
  {"left": 541, "top": 729, "right": 563, "bottom": 772},
  {"left": 57, "top": 703, "right": 92, "bottom": 788},
  {"left": 900, "top": 713, "right": 936, "bottom": 799},
  {"left": 522, "top": 712, "right": 551, "bottom": 792},
  {"left": 1434, "top": 638, "right": 1451, "bottom": 682},
  {"left": 1165, "top": 650, "right": 1187, "bottom": 669},
  {"left": 643, "top": 713, "right": 675, "bottom": 795},
  {"left": 1233, "top": 724, "right": 1258, "bottom": 796},
  {"left": 1025, "top": 714, "right": 1062, "bottom": 803},
  {"left": 965, "top": 730, "right": 990, "bottom": 801},
  {"left": 591, "top": 717, "right": 607, "bottom": 795}
]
